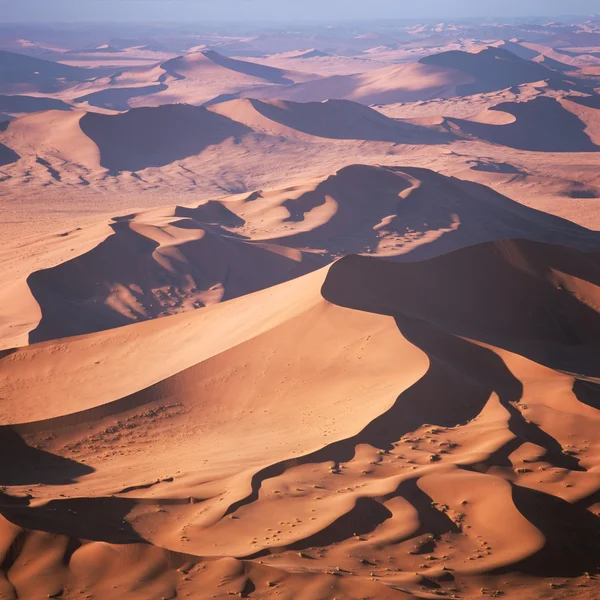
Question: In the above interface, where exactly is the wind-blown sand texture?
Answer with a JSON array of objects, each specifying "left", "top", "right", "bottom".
[
  {"left": 1, "top": 22, "right": 600, "bottom": 599},
  {"left": 1, "top": 238, "right": 600, "bottom": 599}
]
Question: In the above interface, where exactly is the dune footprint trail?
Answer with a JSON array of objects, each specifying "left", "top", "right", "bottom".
[{"left": 1, "top": 238, "right": 599, "bottom": 599}]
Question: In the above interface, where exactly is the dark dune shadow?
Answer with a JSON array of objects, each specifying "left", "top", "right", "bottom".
[
  {"left": 160, "top": 51, "right": 293, "bottom": 85},
  {"left": 0, "top": 427, "right": 93, "bottom": 486},
  {"left": 467, "top": 159, "right": 526, "bottom": 175},
  {"left": 267, "top": 164, "right": 414, "bottom": 252},
  {"left": 395, "top": 318, "right": 583, "bottom": 472},
  {"left": 499, "top": 484, "right": 600, "bottom": 577},
  {"left": 449, "top": 97, "right": 599, "bottom": 152},
  {"left": 74, "top": 83, "right": 167, "bottom": 111},
  {"left": 572, "top": 379, "right": 600, "bottom": 410},
  {"left": 79, "top": 104, "right": 253, "bottom": 172},
  {"left": 203, "top": 92, "right": 242, "bottom": 107},
  {"left": 0, "top": 50, "right": 94, "bottom": 93},
  {"left": 0, "top": 497, "right": 144, "bottom": 545},
  {"left": 565, "top": 94, "right": 600, "bottom": 109},
  {"left": 174, "top": 202, "right": 245, "bottom": 228},
  {"left": 419, "top": 48, "right": 555, "bottom": 96},
  {"left": 385, "top": 478, "right": 462, "bottom": 538},
  {"left": 321, "top": 244, "right": 600, "bottom": 374},
  {"left": 200, "top": 51, "right": 294, "bottom": 85},
  {"left": 0, "top": 94, "right": 71, "bottom": 113},
  {"left": 249, "top": 98, "right": 453, "bottom": 144},
  {"left": 287, "top": 498, "right": 392, "bottom": 551},
  {"left": 0, "top": 142, "right": 19, "bottom": 166},
  {"left": 267, "top": 165, "right": 600, "bottom": 263},
  {"left": 422, "top": 172, "right": 600, "bottom": 253},
  {"left": 27, "top": 218, "right": 323, "bottom": 343}
]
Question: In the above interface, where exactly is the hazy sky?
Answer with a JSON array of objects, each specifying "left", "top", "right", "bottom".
[{"left": 2, "top": 0, "right": 598, "bottom": 22}]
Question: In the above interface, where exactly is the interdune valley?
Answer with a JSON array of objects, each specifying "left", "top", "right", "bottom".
[{"left": 0, "top": 12, "right": 600, "bottom": 600}]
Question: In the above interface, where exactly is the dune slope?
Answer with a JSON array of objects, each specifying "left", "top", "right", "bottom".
[
  {"left": 210, "top": 97, "right": 452, "bottom": 143},
  {"left": 2, "top": 164, "right": 599, "bottom": 349},
  {"left": 245, "top": 47, "right": 577, "bottom": 105},
  {"left": 0, "top": 239, "right": 599, "bottom": 599},
  {"left": 448, "top": 96, "right": 600, "bottom": 151},
  {"left": 79, "top": 104, "right": 254, "bottom": 172}
]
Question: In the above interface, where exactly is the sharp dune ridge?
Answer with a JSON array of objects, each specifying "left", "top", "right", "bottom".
[
  {"left": 0, "top": 97, "right": 454, "bottom": 176},
  {"left": 1, "top": 164, "right": 598, "bottom": 349},
  {"left": 1, "top": 87, "right": 599, "bottom": 185},
  {"left": 1, "top": 239, "right": 599, "bottom": 599},
  {"left": 68, "top": 49, "right": 319, "bottom": 110},
  {"left": 243, "top": 46, "right": 589, "bottom": 106},
  {"left": 446, "top": 96, "right": 600, "bottom": 152}
]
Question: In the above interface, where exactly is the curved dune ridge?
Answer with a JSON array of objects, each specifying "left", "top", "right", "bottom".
[
  {"left": 72, "top": 49, "right": 319, "bottom": 110},
  {"left": 0, "top": 98, "right": 453, "bottom": 177},
  {"left": 245, "top": 46, "right": 581, "bottom": 106},
  {"left": 210, "top": 97, "right": 453, "bottom": 143},
  {"left": 0, "top": 238, "right": 599, "bottom": 599},
  {"left": 448, "top": 96, "right": 600, "bottom": 151},
  {"left": 79, "top": 104, "right": 255, "bottom": 172},
  {"left": 0, "top": 50, "right": 94, "bottom": 94},
  {"left": 57, "top": 45, "right": 583, "bottom": 112},
  {"left": 1, "top": 164, "right": 598, "bottom": 349}
]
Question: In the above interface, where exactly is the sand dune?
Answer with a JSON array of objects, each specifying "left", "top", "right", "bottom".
[
  {"left": 493, "top": 40, "right": 577, "bottom": 72},
  {"left": 80, "top": 104, "right": 254, "bottom": 172},
  {"left": 163, "top": 50, "right": 299, "bottom": 85},
  {"left": 245, "top": 47, "right": 573, "bottom": 105},
  {"left": 210, "top": 97, "right": 452, "bottom": 143},
  {"left": 2, "top": 164, "right": 598, "bottom": 349},
  {"left": 448, "top": 96, "right": 600, "bottom": 151},
  {"left": 419, "top": 47, "right": 560, "bottom": 95},
  {"left": 2, "top": 19, "right": 600, "bottom": 600},
  {"left": 0, "top": 109, "right": 103, "bottom": 172},
  {"left": 0, "top": 94, "right": 71, "bottom": 116},
  {"left": 72, "top": 50, "right": 319, "bottom": 110},
  {"left": 63, "top": 46, "right": 571, "bottom": 112},
  {"left": 245, "top": 60, "right": 473, "bottom": 105},
  {"left": 26, "top": 209, "right": 323, "bottom": 342},
  {"left": 238, "top": 51, "right": 389, "bottom": 77},
  {"left": 0, "top": 50, "right": 95, "bottom": 94},
  {"left": 0, "top": 142, "right": 19, "bottom": 166},
  {"left": 497, "top": 39, "right": 600, "bottom": 69},
  {"left": 0, "top": 99, "right": 452, "bottom": 178},
  {"left": 0, "top": 238, "right": 598, "bottom": 598}
]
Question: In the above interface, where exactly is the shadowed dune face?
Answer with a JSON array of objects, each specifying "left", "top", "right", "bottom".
[
  {"left": 27, "top": 216, "right": 324, "bottom": 342},
  {"left": 192, "top": 51, "right": 295, "bottom": 84},
  {"left": 322, "top": 239, "right": 600, "bottom": 370},
  {"left": 0, "top": 94, "right": 71, "bottom": 114},
  {"left": 160, "top": 51, "right": 294, "bottom": 85},
  {"left": 244, "top": 98, "right": 453, "bottom": 143},
  {"left": 74, "top": 83, "right": 168, "bottom": 111},
  {"left": 449, "top": 96, "right": 600, "bottom": 151},
  {"left": 0, "top": 240, "right": 599, "bottom": 599},
  {"left": 71, "top": 50, "right": 317, "bottom": 110},
  {"left": 0, "top": 142, "right": 19, "bottom": 166},
  {"left": 567, "top": 94, "right": 600, "bottom": 109},
  {"left": 419, "top": 48, "right": 558, "bottom": 95},
  {"left": 3, "top": 164, "right": 600, "bottom": 348},
  {"left": 243, "top": 46, "right": 584, "bottom": 106},
  {"left": 0, "top": 50, "right": 94, "bottom": 93},
  {"left": 79, "top": 104, "right": 253, "bottom": 172}
]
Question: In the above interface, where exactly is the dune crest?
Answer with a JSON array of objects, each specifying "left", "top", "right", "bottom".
[
  {"left": 1, "top": 239, "right": 599, "bottom": 598},
  {"left": 1, "top": 164, "right": 598, "bottom": 349}
]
